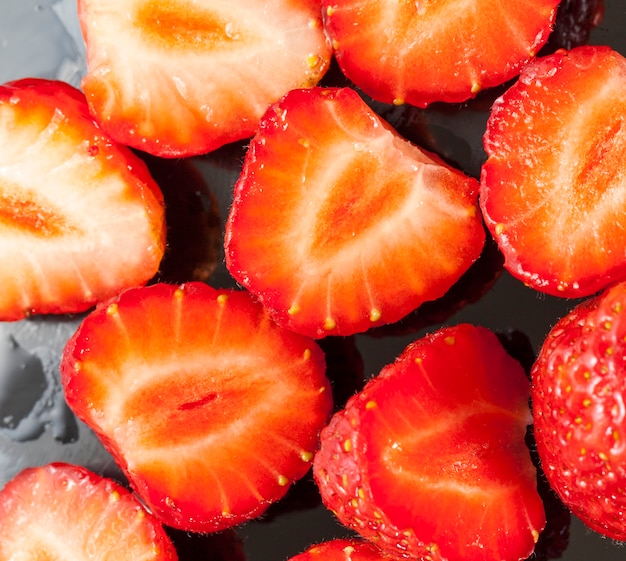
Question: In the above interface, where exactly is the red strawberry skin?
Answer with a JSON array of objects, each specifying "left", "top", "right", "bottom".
[
  {"left": 531, "top": 280, "right": 626, "bottom": 541},
  {"left": 225, "top": 86, "right": 485, "bottom": 339},
  {"left": 79, "top": 0, "right": 332, "bottom": 157},
  {"left": 480, "top": 45, "right": 626, "bottom": 298},
  {"left": 60, "top": 282, "right": 333, "bottom": 533},
  {"left": 321, "top": 0, "right": 559, "bottom": 107},
  {"left": 0, "top": 77, "right": 166, "bottom": 320},
  {"left": 0, "top": 462, "right": 177, "bottom": 560},
  {"left": 313, "top": 324, "right": 545, "bottom": 561},
  {"left": 288, "top": 539, "right": 393, "bottom": 560}
]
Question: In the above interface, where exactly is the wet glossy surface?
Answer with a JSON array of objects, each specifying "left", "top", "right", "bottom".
[{"left": 2, "top": 0, "right": 626, "bottom": 559}]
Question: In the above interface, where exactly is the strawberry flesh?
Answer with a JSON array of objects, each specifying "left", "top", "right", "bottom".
[
  {"left": 0, "top": 78, "right": 166, "bottom": 321},
  {"left": 480, "top": 45, "right": 626, "bottom": 298},
  {"left": 60, "top": 282, "right": 333, "bottom": 533},
  {"left": 321, "top": 0, "right": 560, "bottom": 107},
  {"left": 79, "top": 0, "right": 332, "bottom": 157},
  {"left": 225, "top": 87, "right": 485, "bottom": 338},
  {"left": 314, "top": 324, "right": 545, "bottom": 561},
  {"left": 0, "top": 462, "right": 177, "bottom": 560}
]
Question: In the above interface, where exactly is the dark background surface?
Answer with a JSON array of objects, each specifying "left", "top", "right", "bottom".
[{"left": 1, "top": 1, "right": 626, "bottom": 559}]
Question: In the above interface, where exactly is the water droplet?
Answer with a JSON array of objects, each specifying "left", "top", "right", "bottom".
[{"left": 0, "top": 335, "right": 47, "bottom": 432}]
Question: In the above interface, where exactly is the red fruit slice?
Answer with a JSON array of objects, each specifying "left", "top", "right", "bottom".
[
  {"left": 287, "top": 539, "right": 392, "bottom": 560},
  {"left": 0, "top": 78, "right": 165, "bottom": 321},
  {"left": 0, "top": 462, "right": 177, "bottom": 560},
  {"left": 480, "top": 45, "right": 626, "bottom": 298},
  {"left": 60, "top": 282, "right": 333, "bottom": 533},
  {"left": 79, "top": 0, "right": 332, "bottom": 157},
  {"left": 313, "top": 324, "right": 545, "bottom": 561},
  {"left": 531, "top": 280, "right": 626, "bottom": 541},
  {"left": 321, "top": 0, "right": 560, "bottom": 107},
  {"left": 224, "top": 87, "right": 485, "bottom": 338}
]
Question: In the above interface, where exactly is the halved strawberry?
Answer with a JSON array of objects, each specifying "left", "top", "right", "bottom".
[
  {"left": 321, "top": 0, "right": 560, "bottom": 107},
  {"left": 60, "top": 282, "right": 333, "bottom": 533},
  {"left": 224, "top": 87, "right": 485, "bottom": 339},
  {"left": 531, "top": 280, "right": 626, "bottom": 541},
  {"left": 313, "top": 324, "right": 545, "bottom": 561},
  {"left": 79, "top": 0, "right": 332, "bottom": 157},
  {"left": 480, "top": 45, "right": 626, "bottom": 298},
  {"left": 0, "top": 78, "right": 165, "bottom": 321},
  {"left": 0, "top": 462, "right": 177, "bottom": 560},
  {"left": 287, "top": 539, "right": 392, "bottom": 560}
]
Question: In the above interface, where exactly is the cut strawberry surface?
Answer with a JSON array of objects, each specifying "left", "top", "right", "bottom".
[
  {"left": 0, "top": 462, "right": 177, "bottom": 560},
  {"left": 225, "top": 87, "right": 485, "bottom": 338},
  {"left": 79, "top": 0, "right": 332, "bottom": 157},
  {"left": 313, "top": 324, "right": 545, "bottom": 561},
  {"left": 480, "top": 45, "right": 626, "bottom": 298},
  {"left": 60, "top": 282, "right": 333, "bottom": 533},
  {"left": 531, "top": 280, "right": 626, "bottom": 541},
  {"left": 0, "top": 78, "right": 165, "bottom": 321},
  {"left": 321, "top": 0, "right": 559, "bottom": 107}
]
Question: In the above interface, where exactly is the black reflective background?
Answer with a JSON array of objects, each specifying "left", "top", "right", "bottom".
[{"left": 1, "top": 1, "right": 626, "bottom": 559}]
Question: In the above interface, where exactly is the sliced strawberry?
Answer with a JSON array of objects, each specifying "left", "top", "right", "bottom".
[
  {"left": 60, "top": 282, "right": 333, "bottom": 533},
  {"left": 321, "top": 0, "right": 560, "bottom": 107},
  {"left": 79, "top": 0, "right": 332, "bottom": 157},
  {"left": 366, "top": 233, "right": 503, "bottom": 338},
  {"left": 0, "top": 462, "right": 177, "bottom": 560},
  {"left": 224, "top": 87, "right": 485, "bottom": 338},
  {"left": 0, "top": 78, "right": 165, "bottom": 321},
  {"left": 287, "top": 539, "right": 392, "bottom": 560},
  {"left": 480, "top": 45, "right": 626, "bottom": 298},
  {"left": 531, "top": 280, "right": 626, "bottom": 541},
  {"left": 313, "top": 324, "right": 545, "bottom": 561}
]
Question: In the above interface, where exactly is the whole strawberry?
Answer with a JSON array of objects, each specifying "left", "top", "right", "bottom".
[{"left": 531, "top": 280, "right": 626, "bottom": 540}]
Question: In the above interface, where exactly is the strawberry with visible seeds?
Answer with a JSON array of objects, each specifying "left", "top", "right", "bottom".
[
  {"left": 0, "top": 78, "right": 166, "bottom": 321},
  {"left": 321, "top": 0, "right": 560, "bottom": 107},
  {"left": 79, "top": 0, "right": 332, "bottom": 157},
  {"left": 531, "top": 280, "right": 626, "bottom": 541},
  {"left": 60, "top": 282, "right": 333, "bottom": 533},
  {"left": 225, "top": 87, "right": 485, "bottom": 339},
  {"left": 480, "top": 45, "right": 626, "bottom": 298},
  {"left": 0, "top": 462, "right": 177, "bottom": 560},
  {"left": 313, "top": 324, "right": 545, "bottom": 561}
]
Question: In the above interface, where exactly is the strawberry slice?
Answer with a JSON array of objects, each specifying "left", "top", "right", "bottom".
[
  {"left": 287, "top": 539, "right": 392, "bottom": 560},
  {"left": 313, "top": 324, "right": 546, "bottom": 561},
  {"left": 0, "top": 462, "right": 177, "bottom": 560},
  {"left": 79, "top": 0, "right": 332, "bottom": 157},
  {"left": 0, "top": 78, "right": 165, "bottom": 321},
  {"left": 224, "top": 87, "right": 485, "bottom": 339},
  {"left": 531, "top": 280, "right": 626, "bottom": 541},
  {"left": 60, "top": 282, "right": 333, "bottom": 533},
  {"left": 320, "top": 0, "right": 560, "bottom": 107},
  {"left": 480, "top": 45, "right": 626, "bottom": 298}
]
